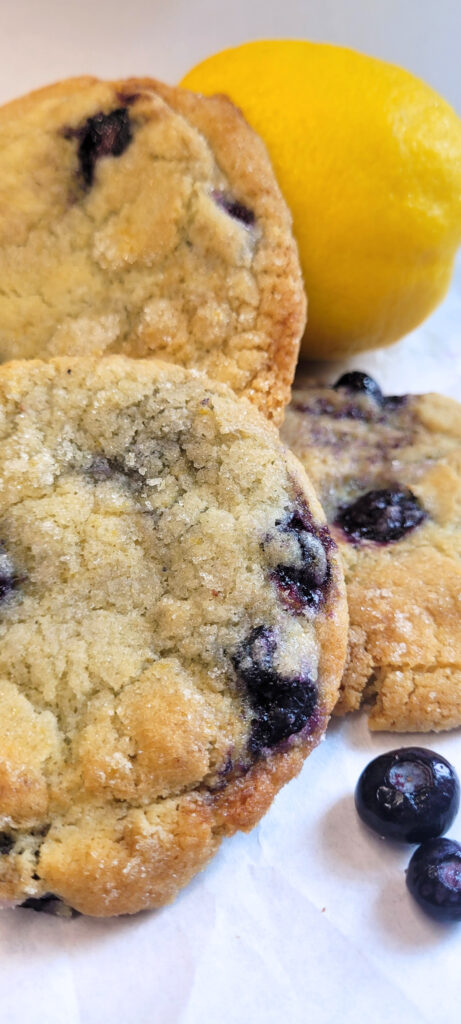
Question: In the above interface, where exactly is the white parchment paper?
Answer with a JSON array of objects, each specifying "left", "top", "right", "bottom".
[{"left": 0, "top": 262, "right": 459, "bottom": 1024}]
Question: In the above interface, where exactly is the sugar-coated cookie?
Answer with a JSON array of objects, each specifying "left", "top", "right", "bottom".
[
  {"left": 0, "top": 76, "right": 306, "bottom": 423},
  {"left": 282, "top": 371, "right": 461, "bottom": 732},
  {"left": 0, "top": 357, "right": 346, "bottom": 916}
]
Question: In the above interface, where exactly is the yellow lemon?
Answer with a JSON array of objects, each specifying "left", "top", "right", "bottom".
[{"left": 181, "top": 41, "right": 461, "bottom": 359}]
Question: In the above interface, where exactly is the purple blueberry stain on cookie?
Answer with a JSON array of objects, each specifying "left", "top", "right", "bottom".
[
  {"left": 233, "top": 625, "right": 318, "bottom": 754},
  {"left": 116, "top": 91, "right": 141, "bottom": 107},
  {"left": 65, "top": 108, "right": 132, "bottom": 187},
  {"left": 335, "top": 487, "right": 427, "bottom": 544},
  {"left": 235, "top": 624, "right": 276, "bottom": 683},
  {"left": 212, "top": 190, "right": 255, "bottom": 227},
  {"left": 264, "top": 502, "right": 332, "bottom": 613},
  {"left": 87, "top": 454, "right": 145, "bottom": 490},
  {"left": 383, "top": 394, "right": 409, "bottom": 411},
  {"left": 292, "top": 394, "right": 377, "bottom": 422},
  {"left": 333, "top": 372, "right": 408, "bottom": 412},
  {"left": 87, "top": 455, "right": 115, "bottom": 480},
  {"left": 293, "top": 373, "right": 408, "bottom": 423}
]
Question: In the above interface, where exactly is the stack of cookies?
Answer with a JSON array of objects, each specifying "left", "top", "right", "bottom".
[{"left": 0, "top": 76, "right": 458, "bottom": 917}]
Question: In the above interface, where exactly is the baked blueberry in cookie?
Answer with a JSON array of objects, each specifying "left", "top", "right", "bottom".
[
  {"left": 212, "top": 190, "right": 256, "bottom": 226},
  {"left": 66, "top": 108, "right": 133, "bottom": 186},
  {"left": 282, "top": 371, "right": 461, "bottom": 732},
  {"left": 0, "top": 545, "right": 23, "bottom": 602},
  {"left": 336, "top": 487, "right": 427, "bottom": 544},
  {"left": 0, "top": 76, "right": 306, "bottom": 423},
  {"left": 0, "top": 357, "right": 347, "bottom": 916},
  {"left": 20, "top": 893, "right": 76, "bottom": 917},
  {"left": 0, "top": 833, "right": 14, "bottom": 856},
  {"left": 233, "top": 626, "right": 318, "bottom": 751},
  {"left": 263, "top": 504, "right": 331, "bottom": 612}
]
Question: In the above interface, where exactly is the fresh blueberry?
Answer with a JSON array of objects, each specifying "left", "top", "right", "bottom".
[
  {"left": 355, "top": 747, "right": 460, "bottom": 843},
  {"left": 406, "top": 838, "right": 461, "bottom": 922},
  {"left": 267, "top": 505, "right": 331, "bottom": 613},
  {"left": 0, "top": 832, "right": 14, "bottom": 855},
  {"left": 333, "top": 371, "right": 384, "bottom": 405},
  {"left": 66, "top": 108, "right": 132, "bottom": 187},
  {"left": 336, "top": 487, "right": 426, "bottom": 543},
  {"left": 233, "top": 625, "right": 318, "bottom": 753},
  {"left": 212, "top": 190, "right": 255, "bottom": 226}
]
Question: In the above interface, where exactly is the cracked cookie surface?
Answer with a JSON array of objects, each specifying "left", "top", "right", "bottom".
[
  {"left": 282, "top": 371, "right": 461, "bottom": 732},
  {"left": 0, "top": 76, "right": 306, "bottom": 424},
  {"left": 0, "top": 357, "right": 347, "bottom": 916}
]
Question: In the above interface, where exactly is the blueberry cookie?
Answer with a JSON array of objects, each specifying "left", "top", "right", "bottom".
[
  {"left": 0, "top": 75, "right": 306, "bottom": 424},
  {"left": 0, "top": 357, "right": 347, "bottom": 916},
  {"left": 282, "top": 371, "right": 461, "bottom": 732}
]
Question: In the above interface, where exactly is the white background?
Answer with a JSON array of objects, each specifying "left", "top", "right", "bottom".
[
  {"left": 0, "top": 0, "right": 459, "bottom": 112},
  {"left": 0, "top": 3, "right": 460, "bottom": 1023}
]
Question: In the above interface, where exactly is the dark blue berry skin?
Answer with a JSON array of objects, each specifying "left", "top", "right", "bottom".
[
  {"left": 20, "top": 894, "right": 60, "bottom": 913},
  {"left": 0, "top": 543, "right": 24, "bottom": 601},
  {"left": 336, "top": 487, "right": 426, "bottom": 544},
  {"left": 0, "top": 574, "right": 15, "bottom": 600},
  {"left": 66, "top": 108, "right": 132, "bottom": 187},
  {"left": 406, "top": 838, "right": 461, "bottom": 922},
  {"left": 0, "top": 832, "right": 14, "bottom": 855},
  {"left": 233, "top": 626, "right": 317, "bottom": 754},
  {"left": 355, "top": 748, "right": 460, "bottom": 843},
  {"left": 20, "top": 893, "right": 78, "bottom": 917},
  {"left": 333, "top": 372, "right": 384, "bottom": 405},
  {"left": 212, "top": 190, "right": 255, "bottom": 226}
]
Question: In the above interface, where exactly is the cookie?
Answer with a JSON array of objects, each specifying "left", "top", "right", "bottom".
[
  {"left": 0, "top": 75, "right": 306, "bottom": 424},
  {"left": 0, "top": 357, "right": 347, "bottom": 917},
  {"left": 281, "top": 370, "right": 461, "bottom": 732}
]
